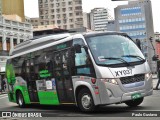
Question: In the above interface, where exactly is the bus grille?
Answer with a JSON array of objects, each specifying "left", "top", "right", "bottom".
[{"left": 120, "top": 74, "right": 145, "bottom": 84}]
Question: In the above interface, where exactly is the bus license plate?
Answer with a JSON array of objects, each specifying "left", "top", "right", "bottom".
[{"left": 131, "top": 93, "right": 142, "bottom": 100}]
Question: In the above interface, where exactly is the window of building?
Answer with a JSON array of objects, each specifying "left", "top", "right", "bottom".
[
  {"left": 45, "top": 21, "right": 49, "bottom": 25},
  {"left": 63, "top": 14, "right": 66, "bottom": 18},
  {"left": 57, "top": 14, "right": 60, "bottom": 19},
  {"left": 51, "top": 4, "right": 54, "bottom": 8},
  {"left": 69, "top": 7, "right": 72, "bottom": 11},
  {"left": 56, "top": 9, "right": 60, "bottom": 13},
  {"left": 63, "top": 25, "right": 67, "bottom": 29},
  {"left": 69, "top": 13, "right": 73, "bottom": 17},
  {"left": 51, "top": 21, "right": 55, "bottom": 24},
  {"left": 51, "top": 15, "right": 55, "bottom": 19},
  {"left": 70, "top": 24, "right": 74, "bottom": 28},
  {"left": 62, "top": 8, "right": 66, "bottom": 12},
  {"left": 45, "top": 4, "right": 48, "bottom": 8},
  {"left": 62, "top": 2, "right": 65, "bottom": 6},
  {"left": 57, "top": 20, "right": 61, "bottom": 24},
  {"left": 69, "top": 19, "right": 73, "bottom": 22},
  {"left": 51, "top": 9, "right": 54, "bottom": 14},
  {"left": 63, "top": 19, "right": 67, "bottom": 24},
  {"left": 68, "top": 1, "right": 72, "bottom": 5},
  {"left": 45, "top": 10, "right": 48, "bottom": 14},
  {"left": 56, "top": 3, "right": 60, "bottom": 7}
]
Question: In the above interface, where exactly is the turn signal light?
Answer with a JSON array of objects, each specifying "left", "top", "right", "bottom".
[{"left": 91, "top": 78, "right": 96, "bottom": 84}]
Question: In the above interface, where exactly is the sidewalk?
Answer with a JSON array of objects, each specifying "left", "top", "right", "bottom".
[{"left": 0, "top": 91, "right": 7, "bottom": 95}]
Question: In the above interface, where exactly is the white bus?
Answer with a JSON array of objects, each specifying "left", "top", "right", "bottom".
[{"left": 6, "top": 32, "right": 153, "bottom": 112}]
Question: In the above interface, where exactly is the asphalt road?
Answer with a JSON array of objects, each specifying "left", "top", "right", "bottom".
[{"left": 0, "top": 78, "right": 160, "bottom": 120}]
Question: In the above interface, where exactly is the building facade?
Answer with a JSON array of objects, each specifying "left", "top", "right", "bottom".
[
  {"left": 38, "top": 0, "right": 83, "bottom": 30},
  {"left": 1, "top": 0, "right": 25, "bottom": 22},
  {"left": 31, "top": 18, "right": 40, "bottom": 29},
  {"left": 90, "top": 8, "right": 112, "bottom": 31},
  {"left": 107, "top": 20, "right": 116, "bottom": 31},
  {"left": 155, "top": 32, "right": 160, "bottom": 60},
  {"left": 115, "top": 0, "right": 155, "bottom": 72},
  {"left": 83, "top": 12, "right": 91, "bottom": 29},
  {"left": 0, "top": 15, "right": 33, "bottom": 74}
]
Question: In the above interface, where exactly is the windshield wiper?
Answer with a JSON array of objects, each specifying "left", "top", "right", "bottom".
[
  {"left": 122, "top": 55, "right": 146, "bottom": 61},
  {"left": 101, "top": 57, "right": 131, "bottom": 66}
]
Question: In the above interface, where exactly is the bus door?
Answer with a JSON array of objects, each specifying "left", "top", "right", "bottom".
[
  {"left": 53, "top": 50, "right": 75, "bottom": 103},
  {"left": 25, "top": 59, "right": 39, "bottom": 103}
]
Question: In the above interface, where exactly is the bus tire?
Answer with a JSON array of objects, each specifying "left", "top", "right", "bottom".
[
  {"left": 125, "top": 97, "right": 144, "bottom": 107},
  {"left": 17, "top": 91, "right": 25, "bottom": 108},
  {"left": 77, "top": 88, "right": 95, "bottom": 112}
]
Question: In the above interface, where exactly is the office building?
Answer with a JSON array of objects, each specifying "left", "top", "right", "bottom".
[
  {"left": 115, "top": 0, "right": 155, "bottom": 72},
  {"left": 1, "top": 0, "right": 25, "bottom": 22},
  {"left": 83, "top": 12, "right": 91, "bottom": 29},
  {"left": 0, "top": 15, "right": 33, "bottom": 74},
  {"left": 38, "top": 0, "right": 83, "bottom": 29},
  {"left": 90, "top": 8, "right": 112, "bottom": 31}
]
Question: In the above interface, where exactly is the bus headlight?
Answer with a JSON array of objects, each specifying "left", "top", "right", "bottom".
[
  {"left": 145, "top": 73, "right": 152, "bottom": 80},
  {"left": 101, "top": 79, "right": 118, "bottom": 85}
]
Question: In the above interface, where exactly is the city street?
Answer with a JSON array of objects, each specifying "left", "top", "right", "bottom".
[{"left": 0, "top": 76, "right": 160, "bottom": 119}]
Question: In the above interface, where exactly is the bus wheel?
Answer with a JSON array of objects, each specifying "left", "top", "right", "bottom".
[
  {"left": 125, "top": 97, "right": 144, "bottom": 107},
  {"left": 77, "top": 88, "right": 95, "bottom": 112},
  {"left": 17, "top": 92, "right": 25, "bottom": 108}
]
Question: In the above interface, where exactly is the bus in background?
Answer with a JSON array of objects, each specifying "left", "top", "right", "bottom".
[{"left": 6, "top": 32, "right": 153, "bottom": 112}]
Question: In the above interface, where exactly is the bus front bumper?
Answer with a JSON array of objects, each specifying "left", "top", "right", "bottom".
[{"left": 120, "top": 88, "right": 153, "bottom": 103}]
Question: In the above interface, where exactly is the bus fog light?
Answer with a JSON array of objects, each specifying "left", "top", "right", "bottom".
[{"left": 145, "top": 73, "right": 152, "bottom": 80}]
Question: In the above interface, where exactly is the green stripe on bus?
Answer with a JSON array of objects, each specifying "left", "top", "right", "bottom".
[{"left": 38, "top": 91, "right": 59, "bottom": 105}]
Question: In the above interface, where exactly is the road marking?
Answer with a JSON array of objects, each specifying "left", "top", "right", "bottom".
[{"left": 0, "top": 96, "right": 8, "bottom": 99}]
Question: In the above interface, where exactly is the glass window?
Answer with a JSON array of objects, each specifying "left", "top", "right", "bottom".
[
  {"left": 73, "top": 38, "right": 85, "bottom": 46},
  {"left": 136, "top": 18, "right": 139, "bottom": 21},
  {"left": 86, "top": 35, "right": 145, "bottom": 67},
  {"left": 74, "top": 48, "right": 95, "bottom": 76}
]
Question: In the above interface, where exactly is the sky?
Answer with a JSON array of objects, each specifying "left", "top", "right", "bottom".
[{"left": 24, "top": 0, "right": 160, "bottom": 32}]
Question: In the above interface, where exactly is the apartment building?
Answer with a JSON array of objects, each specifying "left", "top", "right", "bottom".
[
  {"left": 115, "top": 0, "right": 155, "bottom": 72},
  {"left": 38, "top": 0, "right": 83, "bottom": 29},
  {"left": 31, "top": 18, "right": 40, "bottom": 29},
  {"left": 90, "top": 8, "right": 112, "bottom": 31}
]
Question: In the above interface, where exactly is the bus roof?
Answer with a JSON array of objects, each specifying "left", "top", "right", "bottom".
[{"left": 10, "top": 31, "right": 128, "bottom": 57}]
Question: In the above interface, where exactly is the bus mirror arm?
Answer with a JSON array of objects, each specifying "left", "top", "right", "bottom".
[
  {"left": 82, "top": 45, "right": 88, "bottom": 52},
  {"left": 136, "top": 39, "right": 141, "bottom": 50},
  {"left": 74, "top": 44, "right": 82, "bottom": 53}
]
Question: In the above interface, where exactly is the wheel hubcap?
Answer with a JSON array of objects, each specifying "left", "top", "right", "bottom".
[
  {"left": 81, "top": 94, "right": 92, "bottom": 109},
  {"left": 18, "top": 94, "right": 23, "bottom": 106}
]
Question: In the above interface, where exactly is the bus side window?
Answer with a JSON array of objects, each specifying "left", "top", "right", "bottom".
[
  {"left": 73, "top": 38, "right": 85, "bottom": 46},
  {"left": 74, "top": 47, "right": 95, "bottom": 77}
]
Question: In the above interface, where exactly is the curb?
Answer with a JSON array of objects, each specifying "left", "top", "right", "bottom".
[{"left": 0, "top": 92, "right": 7, "bottom": 95}]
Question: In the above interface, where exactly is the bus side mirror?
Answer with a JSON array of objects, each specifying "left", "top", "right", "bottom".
[
  {"left": 74, "top": 44, "right": 82, "bottom": 53},
  {"left": 136, "top": 39, "right": 141, "bottom": 50},
  {"left": 83, "top": 45, "right": 88, "bottom": 52}
]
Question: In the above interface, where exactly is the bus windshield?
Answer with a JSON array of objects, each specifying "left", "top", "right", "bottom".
[{"left": 86, "top": 34, "right": 145, "bottom": 67}]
